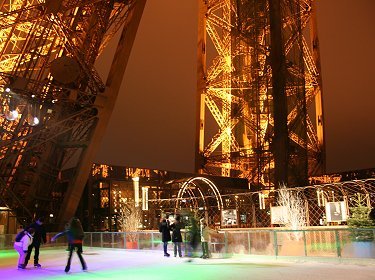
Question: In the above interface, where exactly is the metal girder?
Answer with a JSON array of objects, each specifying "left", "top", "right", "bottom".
[
  {"left": 196, "top": 0, "right": 325, "bottom": 187},
  {"left": 57, "top": 0, "right": 147, "bottom": 227},
  {"left": 0, "top": 0, "right": 145, "bottom": 227}
]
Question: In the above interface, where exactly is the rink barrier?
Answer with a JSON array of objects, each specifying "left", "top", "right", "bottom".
[{"left": 1, "top": 228, "right": 375, "bottom": 260}]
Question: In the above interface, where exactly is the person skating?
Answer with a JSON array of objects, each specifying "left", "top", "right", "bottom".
[
  {"left": 51, "top": 217, "right": 87, "bottom": 273},
  {"left": 186, "top": 215, "right": 199, "bottom": 262},
  {"left": 14, "top": 227, "right": 35, "bottom": 269},
  {"left": 24, "top": 217, "right": 46, "bottom": 268}
]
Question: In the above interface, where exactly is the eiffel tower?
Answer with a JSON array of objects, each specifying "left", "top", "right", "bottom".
[
  {"left": 0, "top": 0, "right": 324, "bottom": 228},
  {"left": 195, "top": 0, "right": 325, "bottom": 188}
]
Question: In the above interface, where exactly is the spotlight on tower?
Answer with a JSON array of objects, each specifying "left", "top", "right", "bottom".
[
  {"left": 27, "top": 103, "right": 40, "bottom": 126},
  {"left": 5, "top": 109, "right": 18, "bottom": 121}
]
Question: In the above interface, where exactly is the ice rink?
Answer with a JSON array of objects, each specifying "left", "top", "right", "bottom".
[{"left": 1, "top": 247, "right": 375, "bottom": 280}]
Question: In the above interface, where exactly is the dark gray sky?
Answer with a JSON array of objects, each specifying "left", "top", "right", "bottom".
[{"left": 94, "top": 0, "right": 375, "bottom": 175}]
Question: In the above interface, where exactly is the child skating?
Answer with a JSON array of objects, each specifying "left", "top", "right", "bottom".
[{"left": 51, "top": 217, "right": 87, "bottom": 273}]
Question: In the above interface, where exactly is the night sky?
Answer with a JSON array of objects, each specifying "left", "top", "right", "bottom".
[{"left": 94, "top": 0, "right": 375, "bottom": 176}]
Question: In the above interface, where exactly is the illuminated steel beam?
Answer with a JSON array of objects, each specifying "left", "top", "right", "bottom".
[
  {"left": 0, "top": 0, "right": 143, "bottom": 225},
  {"left": 57, "top": 0, "right": 147, "bottom": 227},
  {"left": 196, "top": 0, "right": 325, "bottom": 188}
]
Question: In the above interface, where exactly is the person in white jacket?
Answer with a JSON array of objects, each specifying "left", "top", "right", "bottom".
[
  {"left": 200, "top": 218, "right": 218, "bottom": 259},
  {"left": 14, "top": 227, "right": 35, "bottom": 269}
]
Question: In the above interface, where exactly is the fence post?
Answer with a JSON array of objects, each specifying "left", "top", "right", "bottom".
[
  {"left": 151, "top": 232, "right": 154, "bottom": 250},
  {"left": 335, "top": 230, "right": 342, "bottom": 257},
  {"left": 100, "top": 232, "right": 103, "bottom": 248},
  {"left": 90, "top": 232, "right": 93, "bottom": 247},
  {"left": 224, "top": 231, "right": 228, "bottom": 255},
  {"left": 124, "top": 232, "right": 127, "bottom": 249},
  {"left": 247, "top": 231, "right": 251, "bottom": 255},
  {"left": 273, "top": 230, "right": 278, "bottom": 257},
  {"left": 303, "top": 230, "right": 307, "bottom": 256},
  {"left": 137, "top": 232, "right": 140, "bottom": 249},
  {"left": 184, "top": 231, "right": 187, "bottom": 256}
]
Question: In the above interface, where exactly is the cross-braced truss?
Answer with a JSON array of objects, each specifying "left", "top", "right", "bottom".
[
  {"left": 0, "top": 0, "right": 145, "bottom": 224},
  {"left": 196, "top": 0, "right": 325, "bottom": 187}
]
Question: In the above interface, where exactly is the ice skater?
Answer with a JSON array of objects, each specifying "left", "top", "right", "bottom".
[
  {"left": 24, "top": 217, "right": 47, "bottom": 268},
  {"left": 51, "top": 217, "right": 87, "bottom": 273},
  {"left": 186, "top": 215, "right": 199, "bottom": 262},
  {"left": 14, "top": 227, "right": 35, "bottom": 269}
]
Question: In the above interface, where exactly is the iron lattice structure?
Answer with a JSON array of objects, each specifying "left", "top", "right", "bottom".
[
  {"left": 0, "top": 0, "right": 326, "bottom": 228},
  {"left": 196, "top": 0, "right": 325, "bottom": 187},
  {"left": 0, "top": 0, "right": 146, "bottom": 226}
]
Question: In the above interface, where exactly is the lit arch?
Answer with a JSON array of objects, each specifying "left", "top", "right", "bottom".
[{"left": 176, "top": 177, "right": 223, "bottom": 211}]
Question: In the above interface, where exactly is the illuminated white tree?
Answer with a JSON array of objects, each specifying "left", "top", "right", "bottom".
[
  {"left": 277, "top": 184, "right": 306, "bottom": 239},
  {"left": 117, "top": 199, "right": 141, "bottom": 241}
]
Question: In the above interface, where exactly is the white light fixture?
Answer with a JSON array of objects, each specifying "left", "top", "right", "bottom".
[
  {"left": 142, "top": 187, "right": 148, "bottom": 210},
  {"left": 132, "top": 176, "right": 140, "bottom": 207},
  {"left": 27, "top": 103, "right": 40, "bottom": 126},
  {"left": 2, "top": 90, "right": 19, "bottom": 121},
  {"left": 259, "top": 193, "right": 266, "bottom": 210},
  {"left": 5, "top": 109, "right": 18, "bottom": 121}
]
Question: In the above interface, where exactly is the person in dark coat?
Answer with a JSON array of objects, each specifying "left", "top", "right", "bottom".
[
  {"left": 51, "top": 217, "right": 87, "bottom": 273},
  {"left": 159, "top": 214, "right": 171, "bottom": 257},
  {"left": 24, "top": 217, "right": 47, "bottom": 268},
  {"left": 170, "top": 215, "right": 184, "bottom": 257}
]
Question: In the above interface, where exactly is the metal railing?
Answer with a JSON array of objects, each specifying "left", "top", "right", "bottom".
[{"left": 1, "top": 228, "right": 375, "bottom": 260}]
